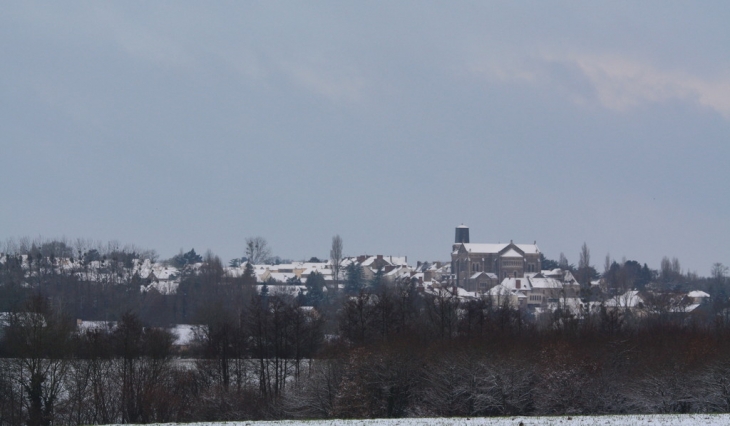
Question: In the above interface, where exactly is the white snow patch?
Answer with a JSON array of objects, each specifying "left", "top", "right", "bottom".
[{"left": 114, "top": 413, "right": 730, "bottom": 426}]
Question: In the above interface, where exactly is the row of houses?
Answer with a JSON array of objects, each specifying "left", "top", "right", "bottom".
[{"left": 1, "top": 229, "right": 716, "bottom": 321}]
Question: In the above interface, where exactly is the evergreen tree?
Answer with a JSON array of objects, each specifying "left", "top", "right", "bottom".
[
  {"left": 345, "top": 263, "right": 365, "bottom": 294},
  {"left": 242, "top": 261, "right": 256, "bottom": 286},
  {"left": 305, "top": 271, "right": 326, "bottom": 307},
  {"left": 540, "top": 253, "right": 559, "bottom": 270},
  {"left": 287, "top": 276, "right": 303, "bottom": 286},
  {"left": 370, "top": 267, "right": 386, "bottom": 291},
  {"left": 637, "top": 263, "right": 654, "bottom": 290},
  {"left": 171, "top": 248, "right": 202, "bottom": 268},
  {"left": 183, "top": 249, "right": 203, "bottom": 264}
]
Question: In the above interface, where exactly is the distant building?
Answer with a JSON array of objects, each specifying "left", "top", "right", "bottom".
[{"left": 450, "top": 225, "right": 541, "bottom": 292}]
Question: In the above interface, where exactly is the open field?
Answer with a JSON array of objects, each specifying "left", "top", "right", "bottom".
[{"left": 123, "top": 414, "right": 730, "bottom": 426}]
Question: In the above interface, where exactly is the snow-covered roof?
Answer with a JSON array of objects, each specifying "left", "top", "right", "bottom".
[
  {"left": 499, "top": 277, "right": 532, "bottom": 291},
  {"left": 529, "top": 276, "right": 566, "bottom": 289},
  {"left": 454, "top": 287, "right": 478, "bottom": 298},
  {"left": 455, "top": 243, "right": 540, "bottom": 255},
  {"left": 267, "top": 272, "right": 298, "bottom": 283},
  {"left": 501, "top": 248, "right": 523, "bottom": 258},
  {"left": 423, "top": 285, "right": 477, "bottom": 299},
  {"left": 256, "top": 284, "right": 306, "bottom": 296},
  {"left": 140, "top": 281, "right": 179, "bottom": 295},
  {"left": 605, "top": 291, "right": 644, "bottom": 308},
  {"left": 470, "top": 272, "right": 498, "bottom": 280},
  {"left": 385, "top": 266, "right": 411, "bottom": 277},
  {"left": 170, "top": 324, "right": 197, "bottom": 346},
  {"left": 459, "top": 244, "right": 507, "bottom": 254},
  {"left": 358, "top": 255, "right": 409, "bottom": 267},
  {"left": 688, "top": 290, "right": 710, "bottom": 298},
  {"left": 77, "top": 320, "right": 115, "bottom": 332},
  {"left": 545, "top": 297, "right": 584, "bottom": 314},
  {"left": 683, "top": 303, "right": 702, "bottom": 313},
  {"left": 487, "top": 284, "right": 526, "bottom": 300}
]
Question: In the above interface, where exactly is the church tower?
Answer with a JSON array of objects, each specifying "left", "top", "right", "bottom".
[{"left": 455, "top": 224, "right": 469, "bottom": 244}]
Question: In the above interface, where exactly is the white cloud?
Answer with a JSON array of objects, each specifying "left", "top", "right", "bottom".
[
  {"left": 281, "top": 59, "right": 365, "bottom": 103},
  {"left": 463, "top": 50, "right": 541, "bottom": 85},
  {"left": 224, "top": 49, "right": 366, "bottom": 104},
  {"left": 468, "top": 50, "right": 730, "bottom": 119},
  {"left": 89, "top": 5, "right": 194, "bottom": 68},
  {"left": 570, "top": 54, "right": 730, "bottom": 117},
  {"left": 466, "top": 58, "right": 539, "bottom": 84}
]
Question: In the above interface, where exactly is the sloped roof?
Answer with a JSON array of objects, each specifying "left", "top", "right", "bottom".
[
  {"left": 455, "top": 243, "right": 540, "bottom": 255},
  {"left": 471, "top": 272, "right": 498, "bottom": 279},
  {"left": 499, "top": 277, "right": 533, "bottom": 291},
  {"left": 605, "top": 290, "right": 644, "bottom": 308},
  {"left": 501, "top": 248, "right": 523, "bottom": 258},
  {"left": 488, "top": 284, "right": 526, "bottom": 298},
  {"left": 528, "top": 276, "right": 564, "bottom": 289},
  {"left": 255, "top": 284, "right": 306, "bottom": 296}
]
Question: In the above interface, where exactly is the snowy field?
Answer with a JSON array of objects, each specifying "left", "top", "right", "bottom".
[{"left": 125, "top": 414, "right": 730, "bottom": 426}]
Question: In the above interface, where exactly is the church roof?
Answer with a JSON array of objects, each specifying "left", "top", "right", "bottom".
[
  {"left": 455, "top": 243, "right": 540, "bottom": 255},
  {"left": 501, "top": 248, "right": 523, "bottom": 258}
]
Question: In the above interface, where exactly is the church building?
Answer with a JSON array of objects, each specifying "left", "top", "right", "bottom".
[{"left": 451, "top": 225, "right": 541, "bottom": 292}]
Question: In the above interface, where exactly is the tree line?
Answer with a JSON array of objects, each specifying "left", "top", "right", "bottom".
[
  {"left": 4, "top": 285, "right": 730, "bottom": 424},
  {"left": 1, "top": 237, "right": 730, "bottom": 424}
]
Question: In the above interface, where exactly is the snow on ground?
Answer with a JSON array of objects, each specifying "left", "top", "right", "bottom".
[{"left": 121, "top": 413, "right": 730, "bottom": 426}]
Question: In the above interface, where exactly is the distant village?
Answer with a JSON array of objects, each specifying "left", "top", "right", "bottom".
[
  {"left": 1, "top": 225, "right": 717, "bottom": 342},
  {"left": 247, "top": 225, "right": 712, "bottom": 321}
]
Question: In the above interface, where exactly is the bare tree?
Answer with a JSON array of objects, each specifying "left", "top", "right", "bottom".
[
  {"left": 671, "top": 257, "right": 682, "bottom": 278},
  {"left": 579, "top": 243, "right": 591, "bottom": 271},
  {"left": 282, "top": 359, "right": 343, "bottom": 418},
  {"left": 712, "top": 263, "right": 728, "bottom": 285},
  {"left": 4, "top": 294, "right": 72, "bottom": 426},
  {"left": 200, "top": 250, "right": 224, "bottom": 286},
  {"left": 558, "top": 253, "right": 569, "bottom": 270},
  {"left": 576, "top": 242, "right": 594, "bottom": 289},
  {"left": 114, "top": 312, "right": 175, "bottom": 423},
  {"left": 245, "top": 237, "right": 272, "bottom": 265},
  {"left": 330, "top": 235, "right": 343, "bottom": 291},
  {"left": 660, "top": 256, "right": 683, "bottom": 286}
]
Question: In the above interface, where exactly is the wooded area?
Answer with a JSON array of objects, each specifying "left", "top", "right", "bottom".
[{"left": 1, "top": 238, "right": 729, "bottom": 425}]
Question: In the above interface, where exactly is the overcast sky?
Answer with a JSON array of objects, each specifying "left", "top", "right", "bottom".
[{"left": 1, "top": 2, "right": 728, "bottom": 274}]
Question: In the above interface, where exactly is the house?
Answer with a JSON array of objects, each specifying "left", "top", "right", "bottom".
[
  {"left": 687, "top": 290, "right": 711, "bottom": 305},
  {"left": 349, "top": 255, "right": 409, "bottom": 281},
  {"left": 601, "top": 290, "right": 645, "bottom": 312},
  {"left": 255, "top": 284, "right": 307, "bottom": 297},
  {"left": 488, "top": 284, "right": 527, "bottom": 309},
  {"left": 489, "top": 272, "right": 581, "bottom": 312},
  {"left": 469, "top": 271, "right": 499, "bottom": 292}
]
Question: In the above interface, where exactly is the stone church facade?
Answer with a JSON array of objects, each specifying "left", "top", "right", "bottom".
[{"left": 450, "top": 225, "right": 541, "bottom": 292}]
